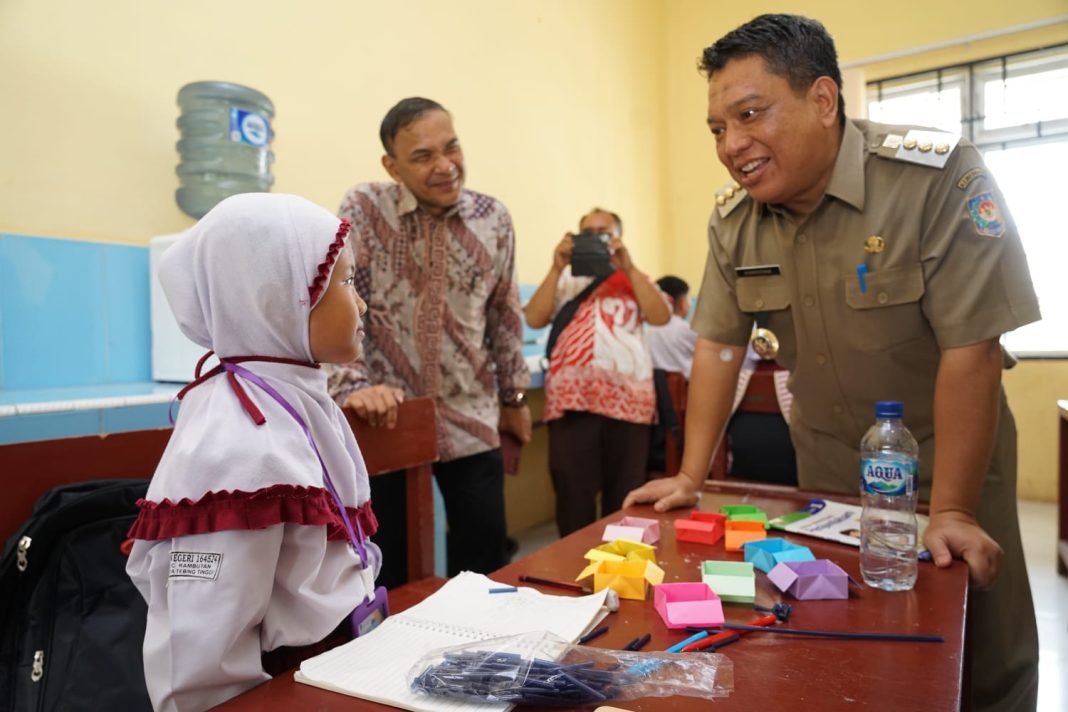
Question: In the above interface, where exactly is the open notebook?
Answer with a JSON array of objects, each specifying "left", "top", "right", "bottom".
[{"left": 295, "top": 572, "right": 610, "bottom": 712}]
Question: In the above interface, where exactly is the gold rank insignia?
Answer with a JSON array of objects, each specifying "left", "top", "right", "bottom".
[
  {"left": 714, "top": 180, "right": 748, "bottom": 218},
  {"left": 864, "top": 235, "right": 885, "bottom": 253},
  {"left": 877, "top": 129, "right": 960, "bottom": 170}
]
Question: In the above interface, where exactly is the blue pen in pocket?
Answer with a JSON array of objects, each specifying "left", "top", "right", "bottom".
[{"left": 856, "top": 263, "right": 868, "bottom": 294}]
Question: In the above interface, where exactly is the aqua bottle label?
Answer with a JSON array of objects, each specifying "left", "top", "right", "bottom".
[
  {"left": 229, "top": 108, "right": 271, "bottom": 147},
  {"left": 860, "top": 457, "right": 916, "bottom": 496}
]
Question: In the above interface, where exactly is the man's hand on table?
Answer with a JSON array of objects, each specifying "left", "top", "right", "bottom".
[
  {"left": 923, "top": 509, "right": 1003, "bottom": 589},
  {"left": 622, "top": 472, "right": 701, "bottom": 512}
]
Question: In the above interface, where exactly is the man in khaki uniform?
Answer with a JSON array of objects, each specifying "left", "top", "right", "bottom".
[{"left": 624, "top": 14, "right": 1040, "bottom": 711}]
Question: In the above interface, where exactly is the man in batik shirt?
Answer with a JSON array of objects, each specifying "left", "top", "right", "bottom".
[{"left": 329, "top": 97, "right": 531, "bottom": 587}]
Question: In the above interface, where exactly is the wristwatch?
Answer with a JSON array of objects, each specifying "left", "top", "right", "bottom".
[{"left": 499, "top": 390, "right": 527, "bottom": 408}]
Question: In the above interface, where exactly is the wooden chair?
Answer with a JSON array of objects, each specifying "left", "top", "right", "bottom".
[
  {"left": 0, "top": 428, "right": 173, "bottom": 545},
  {"left": 342, "top": 396, "right": 438, "bottom": 580},
  {"left": 0, "top": 398, "right": 439, "bottom": 581},
  {"left": 662, "top": 371, "right": 688, "bottom": 478},
  {"left": 709, "top": 363, "right": 789, "bottom": 480}
]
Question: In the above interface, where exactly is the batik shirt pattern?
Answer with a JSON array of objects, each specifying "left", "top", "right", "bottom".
[{"left": 328, "top": 183, "right": 529, "bottom": 461}]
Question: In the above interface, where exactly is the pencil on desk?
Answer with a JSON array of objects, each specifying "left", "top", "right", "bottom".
[
  {"left": 578, "top": 625, "right": 609, "bottom": 644},
  {"left": 629, "top": 633, "right": 651, "bottom": 651},
  {"left": 518, "top": 574, "right": 591, "bottom": 594}
]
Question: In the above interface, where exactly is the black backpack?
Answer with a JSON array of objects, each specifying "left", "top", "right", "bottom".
[{"left": 0, "top": 479, "right": 153, "bottom": 712}]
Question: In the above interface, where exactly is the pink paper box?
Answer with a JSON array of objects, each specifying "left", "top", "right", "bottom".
[
  {"left": 768, "top": 559, "right": 850, "bottom": 600},
  {"left": 675, "top": 518, "right": 724, "bottom": 545},
  {"left": 602, "top": 516, "right": 660, "bottom": 545},
  {"left": 653, "top": 582, "right": 725, "bottom": 629}
]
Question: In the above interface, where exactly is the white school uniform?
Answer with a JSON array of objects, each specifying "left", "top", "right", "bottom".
[{"left": 126, "top": 193, "right": 380, "bottom": 712}]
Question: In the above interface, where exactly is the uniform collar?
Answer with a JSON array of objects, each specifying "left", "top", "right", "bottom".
[
  {"left": 397, "top": 182, "right": 471, "bottom": 220},
  {"left": 823, "top": 120, "right": 866, "bottom": 211}
]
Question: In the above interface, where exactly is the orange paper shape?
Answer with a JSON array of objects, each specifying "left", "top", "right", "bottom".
[{"left": 724, "top": 519, "right": 766, "bottom": 551}]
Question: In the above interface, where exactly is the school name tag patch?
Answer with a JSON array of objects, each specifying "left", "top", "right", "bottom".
[
  {"left": 967, "top": 192, "right": 1005, "bottom": 238},
  {"left": 168, "top": 552, "right": 222, "bottom": 581}
]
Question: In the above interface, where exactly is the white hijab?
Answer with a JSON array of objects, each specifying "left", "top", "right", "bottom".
[{"left": 139, "top": 193, "right": 371, "bottom": 530}]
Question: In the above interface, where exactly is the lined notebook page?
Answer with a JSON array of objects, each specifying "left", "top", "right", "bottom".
[{"left": 296, "top": 572, "right": 609, "bottom": 712}]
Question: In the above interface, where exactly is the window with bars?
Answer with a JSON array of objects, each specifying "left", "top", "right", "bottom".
[{"left": 867, "top": 44, "right": 1068, "bottom": 356}]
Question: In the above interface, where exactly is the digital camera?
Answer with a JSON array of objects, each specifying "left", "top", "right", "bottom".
[{"left": 571, "top": 230, "right": 613, "bottom": 277}]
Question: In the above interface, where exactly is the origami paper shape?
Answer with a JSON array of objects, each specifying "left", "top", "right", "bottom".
[
  {"left": 724, "top": 520, "right": 766, "bottom": 551},
  {"left": 767, "top": 559, "right": 850, "bottom": 600},
  {"left": 654, "top": 582, "right": 725, "bottom": 629},
  {"left": 583, "top": 539, "right": 656, "bottom": 564},
  {"left": 743, "top": 538, "right": 816, "bottom": 573},
  {"left": 700, "top": 560, "right": 756, "bottom": 603},
  {"left": 602, "top": 516, "right": 660, "bottom": 545},
  {"left": 728, "top": 511, "right": 769, "bottom": 526},
  {"left": 719, "top": 504, "right": 762, "bottom": 517},
  {"left": 675, "top": 518, "right": 724, "bottom": 545},
  {"left": 691, "top": 512, "right": 728, "bottom": 525},
  {"left": 576, "top": 558, "right": 666, "bottom": 601}
]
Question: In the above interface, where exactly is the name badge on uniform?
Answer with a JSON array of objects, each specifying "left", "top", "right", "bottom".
[
  {"left": 735, "top": 264, "right": 782, "bottom": 278},
  {"left": 168, "top": 551, "right": 222, "bottom": 581}
]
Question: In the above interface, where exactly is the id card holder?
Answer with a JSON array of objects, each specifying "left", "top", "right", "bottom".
[{"left": 350, "top": 585, "right": 389, "bottom": 638}]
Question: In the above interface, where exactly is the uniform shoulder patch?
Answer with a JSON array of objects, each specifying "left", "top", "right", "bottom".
[
  {"left": 956, "top": 167, "right": 985, "bottom": 190},
  {"left": 875, "top": 129, "right": 960, "bottom": 170},
  {"left": 714, "top": 180, "right": 749, "bottom": 218},
  {"left": 966, "top": 192, "right": 1005, "bottom": 238}
]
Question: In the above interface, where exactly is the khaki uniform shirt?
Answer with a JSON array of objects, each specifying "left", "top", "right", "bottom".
[{"left": 692, "top": 119, "right": 1040, "bottom": 497}]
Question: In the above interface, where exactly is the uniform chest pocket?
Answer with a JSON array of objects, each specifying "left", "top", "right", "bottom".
[
  {"left": 735, "top": 274, "right": 791, "bottom": 313},
  {"left": 844, "top": 264, "right": 929, "bottom": 351}
]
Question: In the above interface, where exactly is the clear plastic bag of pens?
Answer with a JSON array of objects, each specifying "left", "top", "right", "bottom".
[{"left": 408, "top": 630, "right": 733, "bottom": 706}]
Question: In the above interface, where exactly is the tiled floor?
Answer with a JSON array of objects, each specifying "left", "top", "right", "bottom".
[
  {"left": 1018, "top": 500, "right": 1068, "bottom": 712},
  {"left": 513, "top": 499, "right": 1068, "bottom": 710}
]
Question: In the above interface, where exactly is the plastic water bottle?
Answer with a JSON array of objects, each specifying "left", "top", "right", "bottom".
[
  {"left": 175, "top": 81, "right": 275, "bottom": 218},
  {"left": 859, "top": 400, "right": 919, "bottom": 591}
]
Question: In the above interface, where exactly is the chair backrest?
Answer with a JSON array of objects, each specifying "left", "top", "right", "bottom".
[
  {"left": 0, "top": 398, "right": 440, "bottom": 579},
  {"left": 0, "top": 429, "right": 172, "bottom": 545},
  {"left": 343, "top": 396, "right": 438, "bottom": 580},
  {"left": 709, "top": 365, "right": 787, "bottom": 480},
  {"left": 662, "top": 371, "right": 688, "bottom": 477}
]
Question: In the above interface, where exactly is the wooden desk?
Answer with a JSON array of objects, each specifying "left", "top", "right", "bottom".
[
  {"left": 1058, "top": 400, "right": 1068, "bottom": 576},
  {"left": 219, "top": 480, "right": 968, "bottom": 711}
]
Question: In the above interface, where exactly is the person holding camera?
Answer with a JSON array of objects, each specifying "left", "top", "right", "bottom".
[{"left": 524, "top": 208, "right": 669, "bottom": 536}]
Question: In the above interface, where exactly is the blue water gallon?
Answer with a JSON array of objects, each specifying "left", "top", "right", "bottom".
[{"left": 175, "top": 81, "right": 275, "bottom": 218}]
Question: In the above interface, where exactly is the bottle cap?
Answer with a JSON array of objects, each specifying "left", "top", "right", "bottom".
[{"left": 874, "top": 400, "right": 903, "bottom": 418}]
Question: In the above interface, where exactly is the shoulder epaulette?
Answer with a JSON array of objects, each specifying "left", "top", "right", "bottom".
[
  {"left": 714, "top": 180, "right": 748, "bottom": 218},
  {"left": 873, "top": 129, "right": 960, "bottom": 170}
]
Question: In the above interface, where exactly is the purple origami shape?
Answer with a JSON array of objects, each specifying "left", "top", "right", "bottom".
[
  {"left": 743, "top": 538, "right": 815, "bottom": 573},
  {"left": 767, "top": 559, "right": 850, "bottom": 600}
]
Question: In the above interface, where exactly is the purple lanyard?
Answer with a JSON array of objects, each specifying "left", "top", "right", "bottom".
[{"left": 222, "top": 362, "right": 370, "bottom": 570}]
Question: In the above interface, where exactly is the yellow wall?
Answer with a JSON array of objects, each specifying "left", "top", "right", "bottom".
[
  {"left": 2, "top": 1, "right": 1065, "bottom": 512},
  {"left": 1004, "top": 361, "right": 1068, "bottom": 501},
  {"left": 0, "top": 0, "right": 667, "bottom": 282}
]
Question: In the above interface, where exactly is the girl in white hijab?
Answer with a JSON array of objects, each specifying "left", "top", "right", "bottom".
[{"left": 126, "top": 192, "right": 381, "bottom": 712}]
